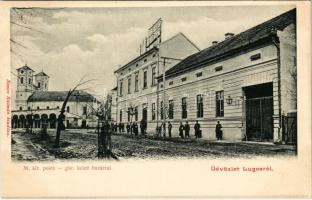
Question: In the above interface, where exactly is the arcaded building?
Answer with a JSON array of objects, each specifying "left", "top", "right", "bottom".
[{"left": 12, "top": 65, "right": 99, "bottom": 129}]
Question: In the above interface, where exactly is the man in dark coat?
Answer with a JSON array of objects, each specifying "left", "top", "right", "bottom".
[
  {"left": 179, "top": 122, "right": 184, "bottom": 139},
  {"left": 184, "top": 121, "right": 190, "bottom": 138},
  {"left": 168, "top": 121, "right": 172, "bottom": 138},
  {"left": 215, "top": 121, "right": 223, "bottom": 140},
  {"left": 126, "top": 123, "right": 130, "bottom": 134},
  {"left": 194, "top": 120, "right": 201, "bottom": 139},
  {"left": 140, "top": 119, "right": 146, "bottom": 135},
  {"left": 133, "top": 122, "right": 138, "bottom": 136}
]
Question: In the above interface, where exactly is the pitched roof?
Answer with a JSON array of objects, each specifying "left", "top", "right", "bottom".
[
  {"left": 165, "top": 8, "right": 296, "bottom": 79},
  {"left": 35, "top": 71, "right": 49, "bottom": 77},
  {"left": 16, "top": 65, "right": 35, "bottom": 72},
  {"left": 28, "top": 90, "right": 96, "bottom": 102}
]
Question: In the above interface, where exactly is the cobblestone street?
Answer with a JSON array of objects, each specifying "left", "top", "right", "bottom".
[{"left": 11, "top": 129, "right": 296, "bottom": 161}]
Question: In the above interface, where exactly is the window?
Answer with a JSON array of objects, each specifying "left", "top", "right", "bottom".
[
  {"left": 182, "top": 97, "right": 187, "bottom": 119},
  {"left": 136, "top": 63, "right": 139, "bottom": 67},
  {"left": 19, "top": 107, "right": 22, "bottom": 111},
  {"left": 143, "top": 70, "right": 147, "bottom": 89},
  {"left": 127, "top": 77, "right": 131, "bottom": 94},
  {"left": 20, "top": 77, "right": 24, "bottom": 84},
  {"left": 38, "top": 82, "right": 41, "bottom": 88},
  {"left": 169, "top": 81, "right": 173, "bottom": 86},
  {"left": 28, "top": 78, "right": 31, "bottom": 84},
  {"left": 120, "top": 110, "right": 123, "bottom": 122},
  {"left": 151, "top": 66, "right": 156, "bottom": 86},
  {"left": 215, "top": 66, "right": 223, "bottom": 72},
  {"left": 160, "top": 101, "right": 164, "bottom": 120},
  {"left": 197, "top": 94, "right": 204, "bottom": 118},
  {"left": 67, "top": 106, "right": 70, "bottom": 112},
  {"left": 181, "top": 77, "right": 187, "bottom": 82},
  {"left": 119, "top": 80, "right": 123, "bottom": 96},
  {"left": 57, "top": 106, "right": 60, "bottom": 109},
  {"left": 47, "top": 106, "right": 50, "bottom": 109},
  {"left": 216, "top": 91, "right": 224, "bottom": 117},
  {"left": 152, "top": 103, "right": 156, "bottom": 120},
  {"left": 196, "top": 72, "right": 203, "bottom": 77},
  {"left": 45, "top": 84, "right": 47, "bottom": 89},
  {"left": 83, "top": 106, "right": 87, "bottom": 115},
  {"left": 135, "top": 73, "right": 139, "bottom": 91},
  {"left": 37, "top": 106, "right": 40, "bottom": 110},
  {"left": 28, "top": 107, "right": 30, "bottom": 110},
  {"left": 134, "top": 106, "right": 138, "bottom": 121},
  {"left": 144, "top": 58, "right": 147, "bottom": 62},
  {"left": 169, "top": 100, "right": 174, "bottom": 119},
  {"left": 250, "top": 53, "right": 261, "bottom": 61}
]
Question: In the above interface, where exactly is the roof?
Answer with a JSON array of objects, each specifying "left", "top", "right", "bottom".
[
  {"left": 111, "top": 86, "right": 117, "bottom": 91},
  {"left": 16, "top": 65, "right": 35, "bottom": 72},
  {"left": 161, "top": 32, "right": 200, "bottom": 51},
  {"left": 165, "top": 8, "right": 296, "bottom": 79},
  {"left": 35, "top": 71, "right": 49, "bottom": 77},
  {"left": 28, "top": 90, "right": 97, "bottom": 102},
  {"left": 114, "top": 46, "right": 158, "bottom": 73}
]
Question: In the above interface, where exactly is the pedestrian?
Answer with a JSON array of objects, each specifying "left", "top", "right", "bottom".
[
  {"left": 179, "top": 122, "right": 184, "bottom": 139},
  {"left": 121, "top": 123, "right": 125, "bottom": 132},
  {"left": 126, "top": 123, "right": 130, "bottom": 134},
  {"left": 194, "top": 120, "right": 201, "bottom": 139},
  {"left": 184, "top": 121, "right": 190, "bottom": 138},
  {"left": 215, "top": 121, "right": 223, "bottom": 140},
  {"left": 140, "top": 119, "right": 146, "bottom": 135},
  {"left": 118, "top": 123, "right": 122, "bottom": 133},
  {"left": 133, "top": 122, "right": 138, "bottom": 136},
  {"left": 168, "top": 121, "right": 172, "bottom": 138}
]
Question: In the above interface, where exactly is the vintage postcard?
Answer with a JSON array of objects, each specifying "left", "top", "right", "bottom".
[{"left": 0, "top": 1, "right": 311, "bottom": 198}]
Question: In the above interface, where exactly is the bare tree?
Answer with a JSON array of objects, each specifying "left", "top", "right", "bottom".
[{"left": 54, "top": 76, "right": 95, "bottom": 148}]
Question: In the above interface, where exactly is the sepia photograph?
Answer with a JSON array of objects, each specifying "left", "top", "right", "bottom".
[{"left": 10, "top": 5, "right": 298, "bottom": 161}]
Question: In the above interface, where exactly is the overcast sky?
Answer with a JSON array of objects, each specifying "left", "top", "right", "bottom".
[{"left": 11, "top": 5, "right": 295, "bottom": 99}]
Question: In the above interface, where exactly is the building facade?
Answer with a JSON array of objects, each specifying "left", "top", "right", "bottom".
[
  {"left": 114, "top": 32, "right": 200, "bottom": 131},
  {"left": 12, "top": 65, "right": 99, "bottom": 129},
  {"left": 115, "top": 9, "right": 296, "bottom": 143}
]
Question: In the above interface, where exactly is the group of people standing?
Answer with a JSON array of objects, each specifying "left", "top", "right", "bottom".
[
  {"left": 177, "top": 120, "right": 202, "bottom": 139},
  {"left": 110, "top": 119, "right": 223, "bottom": 140}
]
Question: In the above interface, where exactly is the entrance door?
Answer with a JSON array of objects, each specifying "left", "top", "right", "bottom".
[{"left": 244, "top": 83, "right": 273, "bottom": 141}]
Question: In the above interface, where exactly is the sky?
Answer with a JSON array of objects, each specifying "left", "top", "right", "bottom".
[{"left": 10, "top": 5, "right": 295, "bottom": 99}]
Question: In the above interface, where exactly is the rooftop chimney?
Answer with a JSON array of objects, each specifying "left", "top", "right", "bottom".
[
  {"left": 212, "top": 41, "right": 218, "bottom": 45},
  {"left": 225, "top": 32, "right": 234, "bottom": 39}
]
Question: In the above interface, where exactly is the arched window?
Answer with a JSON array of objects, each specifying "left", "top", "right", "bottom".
[
  {"left": 20, "top": 77, "right": 24, "bottom": 84},
  {"left": 38, "top": 82, "right": 41, "bottom": 88},
  {"left": 19, "top": 107, "right": 22, "bottom": 110}
]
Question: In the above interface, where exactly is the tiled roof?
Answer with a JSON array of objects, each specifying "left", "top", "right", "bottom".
[
  {"left": 165, "top": 8, "right": 296, "bottom": 78},
  {"left": 35, "top": 71, "right": 49, "bottom": 77},
  {"left": 28, "top": 90, "right": 96, "bottom": 102}
]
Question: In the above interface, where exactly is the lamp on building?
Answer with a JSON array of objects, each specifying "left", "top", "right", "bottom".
[{"left": 226, "top": 96, "right": 233, "bottom": 105}]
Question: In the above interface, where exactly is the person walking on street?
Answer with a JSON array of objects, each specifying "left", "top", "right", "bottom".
[
  {"left": 168, "top": 121, "right": 172, "bottom": 138},
  {"left": 215, "top": 121, "right": 223, "bottom": 140},
  {"left": 179, "top": 122, "right": 184, "bottom": 139},
  {"left": 184, "top": 121, "right": 190, "bottom": 138},
  {"left": 194, "top": 120, "right": 201, "bottom": 139}
]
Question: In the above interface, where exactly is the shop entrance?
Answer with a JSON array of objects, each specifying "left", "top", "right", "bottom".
[{"left": 244, "top": 83, "right": 273, "bottom": 142}]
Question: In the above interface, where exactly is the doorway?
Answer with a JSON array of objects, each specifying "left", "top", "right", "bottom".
[{"left": 244, "top": 82, "right": 273, "bottom": 142}]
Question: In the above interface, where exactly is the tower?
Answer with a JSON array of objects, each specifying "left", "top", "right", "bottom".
[
  {"left": 15, "top": 65, "right": 35, "bottom": 110},
  {"left": 34, "top": 71, "right": 49, "bottom": 91}
]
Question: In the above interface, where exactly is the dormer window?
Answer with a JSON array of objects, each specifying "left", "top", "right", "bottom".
[
  {"left": 169, "top": 81, "right": 173, "bottom": 86},
  {"left": 144, "top": 59, "right": 147, "bottom": 62},
  {"left": 136, "top": 63, "right": 139, "bottom": 67},
  {"left": 215, "top": 66, "right": 223, "bottom": 72},
  {"left": 250, "top": 53, "right": 261, "bottom": 61},
  {"left": 181, "top": 77, "right": 187, "bottom": 82}
]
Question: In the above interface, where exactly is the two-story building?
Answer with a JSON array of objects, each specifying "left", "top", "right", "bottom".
[{"left": 114, "top": 32, "right": 200, "bottom": 131}]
